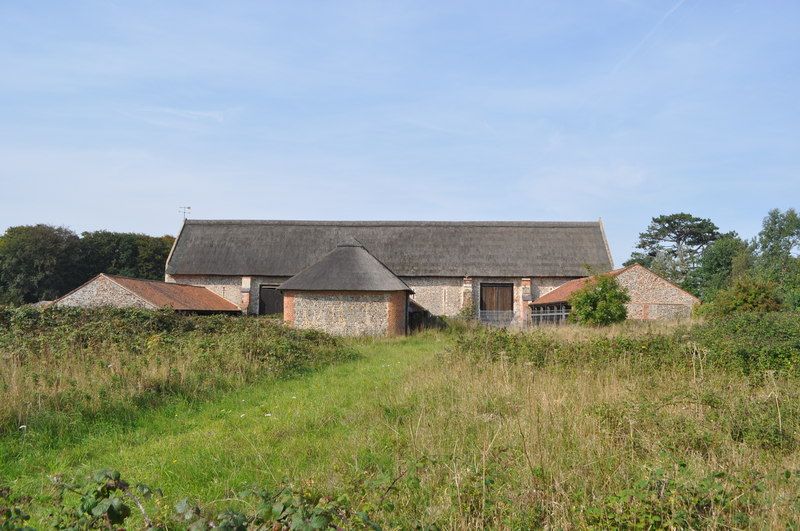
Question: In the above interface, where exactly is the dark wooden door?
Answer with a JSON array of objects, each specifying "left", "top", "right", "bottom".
[
  {"left": 480, "top": 283, "right": 513, "bottom": 311},
  {"left": 258, "top": 286, "right": 283, "bottom": 315}
]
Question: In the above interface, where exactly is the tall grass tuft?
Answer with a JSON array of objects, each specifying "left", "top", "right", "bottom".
[{"left": 0, "top": 306, "right": 356, "bottom": 436}]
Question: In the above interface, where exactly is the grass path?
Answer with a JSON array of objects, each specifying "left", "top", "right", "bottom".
[{"left": 1, "top": 334, "right": 446, "bottom": 523}]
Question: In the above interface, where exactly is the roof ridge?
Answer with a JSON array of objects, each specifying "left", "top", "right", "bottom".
[{"left": 183, "top": 219, "right": 602, "bottom": 228}]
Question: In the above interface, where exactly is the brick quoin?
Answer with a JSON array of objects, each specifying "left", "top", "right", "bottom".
[
  {"left": 387, "top": 291, "right": 407, "bottom": 337},
  {"left": 283, "top": 292, "right": 295, "bottom": 325}
]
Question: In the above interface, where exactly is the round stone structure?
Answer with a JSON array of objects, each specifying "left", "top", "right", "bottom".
[{"left": 278, "top": 237, "right": 413, "bottom": 337}]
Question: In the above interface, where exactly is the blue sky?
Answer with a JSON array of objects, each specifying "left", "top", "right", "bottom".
[{"left": 1, "top": 1, "right": 798, "bottom": 265}]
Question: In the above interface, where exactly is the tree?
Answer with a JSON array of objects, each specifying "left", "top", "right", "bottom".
[
  {"left": 0, "top": 225, "right": 83, "bottom": 304},
  {"left": 0, "top": 225, "right": 176, "bottom": 305},
  {"left": 79, "top": 231, "right": 174, "bottom": 280},
  {"left": 568, "top": 274, "right": 630, "bottom": 326},
  {"left": 755, "top": 208, "right": 800, "bottom": 276},
  {"left": 625, "top": 213, "right": 721, "bottom": 285},
  {"left": 684, "top": 234, "right": 753, "bottom": 301}
]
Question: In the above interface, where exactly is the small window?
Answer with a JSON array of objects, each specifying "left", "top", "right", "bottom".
[{"left": 258, "top": 285, "right": 283, "bottom": 315}]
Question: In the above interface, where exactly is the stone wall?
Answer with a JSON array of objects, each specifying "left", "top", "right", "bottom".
[
  {"left": 167, "top": 274, "right": 291, "bottom": 314},
  {"left": 469, "top": 276, "right": 575, "bottom": 324},
  {"left": 284, "top": 290, "right": 406, "bottom": 336},
  {"left": 403, "top": 277, "right": 464, "bottom": 316},
  {"left": 617, "top": 265, "right": 699, "bottom": 320},
  {"left": 55, "top": 275, "right": 153, "bottom": 309},
  {"left": 167, "top": 273, "right": 576, "bottom": 323}
]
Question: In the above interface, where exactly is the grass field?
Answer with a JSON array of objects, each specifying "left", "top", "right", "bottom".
[{"left": 3, "top": 312, "right": 800, "bottom": 528}]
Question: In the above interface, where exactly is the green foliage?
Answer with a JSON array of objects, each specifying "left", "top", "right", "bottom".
[
  {"left": 755, "top": 208, "right": 800, "bottom": 268},
  {"left": 691, "top": 311, "right": 800, "bottom": 374},
  {"left": 0, "top": 224, "right": 83, "bottom": 305},
  {"left": 0, "top": 225, "right": 175, "bottom": 305},
  {"left": 702, "top": 276, "right": 784, "bottom": 316},
  {"left": 454, "top": 311, "right": 800, "bottom": 375},
  {"left": 626, "top": 213, "right": 721, "bottom": 284},
  {"left": 585, "top": 466, "right": 765, "bottom": 529},
  {"left": 0, "top": 485, "right": 32, "bottom": 530},
  {"left": 49, "top": 469, "right": 139, "bottom": 529},
  {"left": 45, "top": 470, "right": 376, "bottom": 530},
  {"left": 79, "top": 230, "right": 174, "bottom": 281},
  {"left": 4, "top": 330, "right": 800, "bottom": 528},
  {"left": 0, "top": 307, "right": 356, "bottom": 434},
  {"left": 684, "top": 234, "right": 753, "bottom": 300},
  {"left": 568, "top": 274, "right": 630, "bottom": 326}
]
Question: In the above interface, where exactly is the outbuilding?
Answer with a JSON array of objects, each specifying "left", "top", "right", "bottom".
[
  {"left": 278, "top": 238, "right": 413, "bottom": 336},
  {"left": 529, "top": 264, "right": 699, "bottom": 324},
  {"left": 52, "top": 273, "right": 240, "bottom": 314}
]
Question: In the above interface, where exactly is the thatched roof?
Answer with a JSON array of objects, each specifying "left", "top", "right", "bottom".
[
  {"left": 166, "top": 220, "right": 613, "bottom": 278},
  {"left": 278, "top": 238, "right": 412, "bottom": 292}
]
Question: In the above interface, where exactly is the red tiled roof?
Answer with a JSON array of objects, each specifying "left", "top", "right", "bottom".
[
  {"left": 106, "top": 274, "right": 240, "bottom": 312},
  {"left": 531, "top": 267, "right": 628, "bottom": 305}
]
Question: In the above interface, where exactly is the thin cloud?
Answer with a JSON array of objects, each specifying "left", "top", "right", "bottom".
[{"left": 611, "top": 0, "right": 688, "bottom": 75}]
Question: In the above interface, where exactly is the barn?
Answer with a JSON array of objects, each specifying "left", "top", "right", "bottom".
[
  {"left": 164, "top": 219, "right": 615, "bottom": 327},
  {"left": 529, "top": 264, "right": 700, "bottom": 324},
  {"left": 52, "top": 273, "right": 240, "bottom": 313}
]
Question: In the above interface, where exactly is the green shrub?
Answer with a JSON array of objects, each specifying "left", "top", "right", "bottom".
[
  {"left": 585, "top": 466, "right": 765, "bottom": 529},
  {"left": 451, "top": 312, "right": 800, "bottom": 376},
  {"left": 703, "top": 276, "right": 784, "bottom": 316},
  {"left": 0, "top": 307, "right": 357, "bottom": 435},
  {"left": 568, "top": 275, "right": 630, "bottom": 326},
  {"left": 691, "top": 311, "right": 800, "bottom": 374},
  {"left": 41, "top": 469, "right": 378, "bottom": 529}
]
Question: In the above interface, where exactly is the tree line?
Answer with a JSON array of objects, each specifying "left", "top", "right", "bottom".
[
  {"left": 0, "top": 225, "right": 174, "bottom": 305},
  {"left": 625, "top": 208, "right": 800, "bottom": 311}
]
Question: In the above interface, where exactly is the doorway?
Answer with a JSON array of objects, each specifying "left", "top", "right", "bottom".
[{"left": 258, "top": 285, "right": 283, "bottom": 315}]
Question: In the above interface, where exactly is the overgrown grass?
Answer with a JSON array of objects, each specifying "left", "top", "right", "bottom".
[
  {"left": 0, "top": 306, "right": 356, "bottom": 437},
  {"left": 3, "top": 312, "right": 800, "bottom": 528}
]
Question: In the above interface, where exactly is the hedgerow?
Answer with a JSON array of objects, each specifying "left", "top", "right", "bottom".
[
  {"left": 0, "top": 306, "right": 357, "bottom": 435},
  {"left": 451, "top": 312, "right": 800, "bottom": 375}
]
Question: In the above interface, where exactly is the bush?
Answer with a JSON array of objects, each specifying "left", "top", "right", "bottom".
[
  {"left": 703, "top": 276, "right": 783, "bottom": 316},
  {"left": 0, "top": 307, "right": 357, "bottom": 435},
  {"left": 568, "top": 275, "right": 630, "bottom": 326},
  {"left": 691, "top": 311, "right": 800, "bottom": 374},
  {"left": 451, "top": 312, "right": 800, "bottom": 376}
]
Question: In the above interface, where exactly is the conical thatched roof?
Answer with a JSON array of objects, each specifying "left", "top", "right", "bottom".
[{"left": 278, "top": 238, "right": 412, "bottom": 292}]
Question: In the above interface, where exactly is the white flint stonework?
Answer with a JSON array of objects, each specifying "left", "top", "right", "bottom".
[
  {"left": 56, "top": 275, "right": 153, "bottom": 309},
  {"left": 292, "top": 292, "right": 391, "bottom": 336}
]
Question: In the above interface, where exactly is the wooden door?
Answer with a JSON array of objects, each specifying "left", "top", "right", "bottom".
[{"left": 480, "top": 283, "right": 514, "bottom": 311}]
